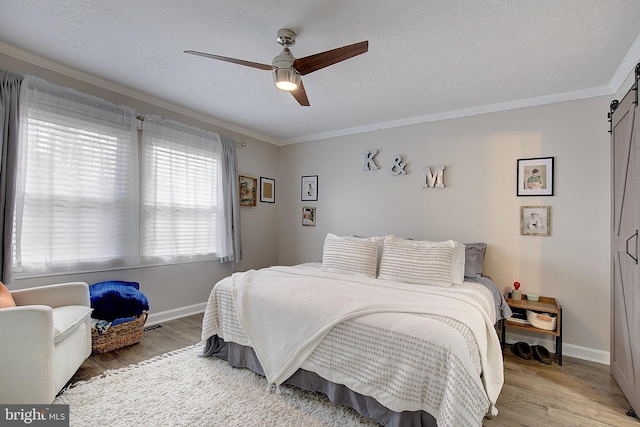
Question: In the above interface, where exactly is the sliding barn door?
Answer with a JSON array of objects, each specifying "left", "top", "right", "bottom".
[{"left": 611, "top": 88, "right": 640, "bottom": 415}]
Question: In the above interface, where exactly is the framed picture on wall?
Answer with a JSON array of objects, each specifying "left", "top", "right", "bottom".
[
  {"left": 239, "top": 175, "right": 257, "bottom": 206},
  {"left": 301, "top": 175, "right": 318, "bottom": 201},
  {"left": 260, "top": 177, "right": 275, "bottom": 203},
  {"left": 517, "top": 157, "right": 554, "bottom": 196},
  {"left": 521, "top": 206, "right": 550, "bottom": 236},
  {"left": 302, "top": 206, "right": 316, "bottom": 226}
]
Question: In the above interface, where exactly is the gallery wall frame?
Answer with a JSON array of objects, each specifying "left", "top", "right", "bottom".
[
  {"left": 521, "top": 206, "right": 551, "bottom": 236},
  {"left": 517, "top": 157, "right": 554, "bottom": 196},
  {"left": 302, "top": 206, "right": 316, "bottom": 226},
  {"left": 239, "top": 175, "right": 257, "bottom": 206},
  {"left": 301, "top": 175, "right": 318, "bottom": 201},
  {"left": 260, "top": 177, "right": 275, "bottom": 203}
]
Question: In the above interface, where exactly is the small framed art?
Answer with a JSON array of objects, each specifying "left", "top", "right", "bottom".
[
  {"left": 302, "top": 206, "right": 316, "bottom": 226},
  {"left": 260, "top": 177, "right": 275, "bottom": 203},
  {"left": 301, "top": 175, "right": 318, "bottom": 201},
  {"left": 517, "top": 157, "right": 554, "bottom": 196},
  {"left": 239, "top": 175, "right": 257, "bottom": 206},
  {"left": 521, "top": 206, "right": 550, "bottom": 236}
]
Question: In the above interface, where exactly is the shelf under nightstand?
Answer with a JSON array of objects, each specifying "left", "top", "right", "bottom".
[{"left": 501, "top": 296, "right": 563, "bottom": 365}]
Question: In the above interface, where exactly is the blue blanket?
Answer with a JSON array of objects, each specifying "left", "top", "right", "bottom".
[{"left": 90, "top": 281, "right": 149, "bottom": 321}]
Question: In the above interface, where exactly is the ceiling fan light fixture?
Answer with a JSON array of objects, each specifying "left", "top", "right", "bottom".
[
  {"left": 273, "top": 67, "right": 301, "bottom": 91},
  {"left": 185, "top": 28, "right": 368, "bottom": 106}
]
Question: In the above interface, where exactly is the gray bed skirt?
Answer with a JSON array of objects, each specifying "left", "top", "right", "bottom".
[{"left": 202, "top": 336, "right": 437, "bottom": 427}]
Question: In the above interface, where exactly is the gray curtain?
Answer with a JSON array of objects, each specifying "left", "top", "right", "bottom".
[
  {"left": 220, "top": 137, "right": 242, "bottom": 263},
  {"left": 0, "top": 70, "right": 23, "bottom": 284}
]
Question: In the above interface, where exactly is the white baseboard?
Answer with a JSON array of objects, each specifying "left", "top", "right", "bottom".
[
  {"left": 146, "top": 302, "right": 207, "bottom": 327},
  {"left": 505, "top": 331, "right": 610, "bottom": 365},
  {"left": 563, "top": 342, "right": 610, "bottom": 365}
]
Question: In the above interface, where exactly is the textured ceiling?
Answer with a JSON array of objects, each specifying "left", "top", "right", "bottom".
[{"left": 1, "top": 0, "right": 639, "bottom": 144}]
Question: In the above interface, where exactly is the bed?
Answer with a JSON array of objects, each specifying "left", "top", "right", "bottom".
[{"left": 201, "top": 234, "right": 511, "bottom": 427}]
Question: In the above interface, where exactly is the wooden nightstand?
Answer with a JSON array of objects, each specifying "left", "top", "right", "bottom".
[{"left": 501, "top": 296, "right": 563, "bottom": 365}]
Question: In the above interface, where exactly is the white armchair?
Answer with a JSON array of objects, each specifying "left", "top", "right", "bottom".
[{"left": 0, "top": 282, "right": 93, "bottom": 404}]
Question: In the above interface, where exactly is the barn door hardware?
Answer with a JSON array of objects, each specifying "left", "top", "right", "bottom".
[{"left": 626, "top": 230, "right": 638, "bottom": 264}]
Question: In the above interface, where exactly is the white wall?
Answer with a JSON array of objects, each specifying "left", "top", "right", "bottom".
[
  {"left": 278, "top": 96, "right": 612, "bottom": 358},
  {"left": 1, "top": 52, "right": 280, "bottom": 322}
]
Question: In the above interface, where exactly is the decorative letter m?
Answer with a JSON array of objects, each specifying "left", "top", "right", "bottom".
[{"left": 422, "top": 166, "right": 446, "bottom": 188}]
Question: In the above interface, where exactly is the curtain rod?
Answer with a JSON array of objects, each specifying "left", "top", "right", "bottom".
[{"left": 135, "top": 115, "right": 246, "bottom": 147}]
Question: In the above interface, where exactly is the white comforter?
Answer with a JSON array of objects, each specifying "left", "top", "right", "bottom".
[{"left": 202, "top": 265, "right": 504, "bottom": 427}]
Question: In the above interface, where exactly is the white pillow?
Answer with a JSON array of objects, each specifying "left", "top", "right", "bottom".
[
  {"left": 373, "top": 235, "right": 385, "bottom": 275},
  {"left": 378, "top": 236, "right": 465, "bottom": 287},
  {"left": 451, "top": 241, "right": 465, "bottom": 284},
  {"left": 320, "top": 233, "right": 380, "bottom": 278}
]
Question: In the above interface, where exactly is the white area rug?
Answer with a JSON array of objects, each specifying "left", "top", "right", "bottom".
[{"left": 55, "top": 344, "right": 379, "bottom": 427}]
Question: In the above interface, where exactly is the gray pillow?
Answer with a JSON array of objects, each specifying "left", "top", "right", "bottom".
[{"left": 464, "top": 243, "right": 487, "bottom": 278}]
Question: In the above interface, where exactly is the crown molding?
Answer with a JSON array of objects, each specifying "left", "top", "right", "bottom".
[{"left": 0, "top": 41, "right": 278, "bottom": 145}]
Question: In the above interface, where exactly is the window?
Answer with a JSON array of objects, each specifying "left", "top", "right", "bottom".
[
  {"left": 13, "top": 77, "right": 234, "bottom": 276},
  {"left": 140, "top": 116, "right": 227, "bottom": 263},
  {"left": 14, "top": 76, "right": 139, "bottom": 274}
]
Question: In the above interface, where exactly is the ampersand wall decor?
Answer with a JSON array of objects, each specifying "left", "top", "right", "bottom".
[{"left": 389, "top": 155, "right": 407, "bottom": 176}]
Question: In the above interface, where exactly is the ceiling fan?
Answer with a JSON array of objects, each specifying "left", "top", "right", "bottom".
[{"left": 184, "top": 29, "right": 368, "bottom": 106}]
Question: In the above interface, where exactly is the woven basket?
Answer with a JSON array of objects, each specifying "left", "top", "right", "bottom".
[{"left": 91, "top": 312, "right": 148, "bottom": 354}]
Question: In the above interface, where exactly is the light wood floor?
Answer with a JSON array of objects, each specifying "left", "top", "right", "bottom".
[
  {"left": 70, "top": 314, "right": 639, "bottom": 426},
  {"left": 70, "top": 313, "right": 204, "bottom": 382}
]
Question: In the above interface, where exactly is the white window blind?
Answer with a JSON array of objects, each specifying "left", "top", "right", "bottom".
[
  {"left": 14, "top": 76, "right": 139, "bottom": 274},
  {"left": 140, "top": 116, "right": 228, "bottom": 263}
]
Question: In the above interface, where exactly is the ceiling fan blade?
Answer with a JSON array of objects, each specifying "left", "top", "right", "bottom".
[
  {"left": 184, "top": 50, "right": 273, "bottom": 71},
  {"left": 293, "top": 41, "right": 368, "bottom": 75},
  {"left": 290, "top": 80, "right": 310, "bottom": 106}
]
